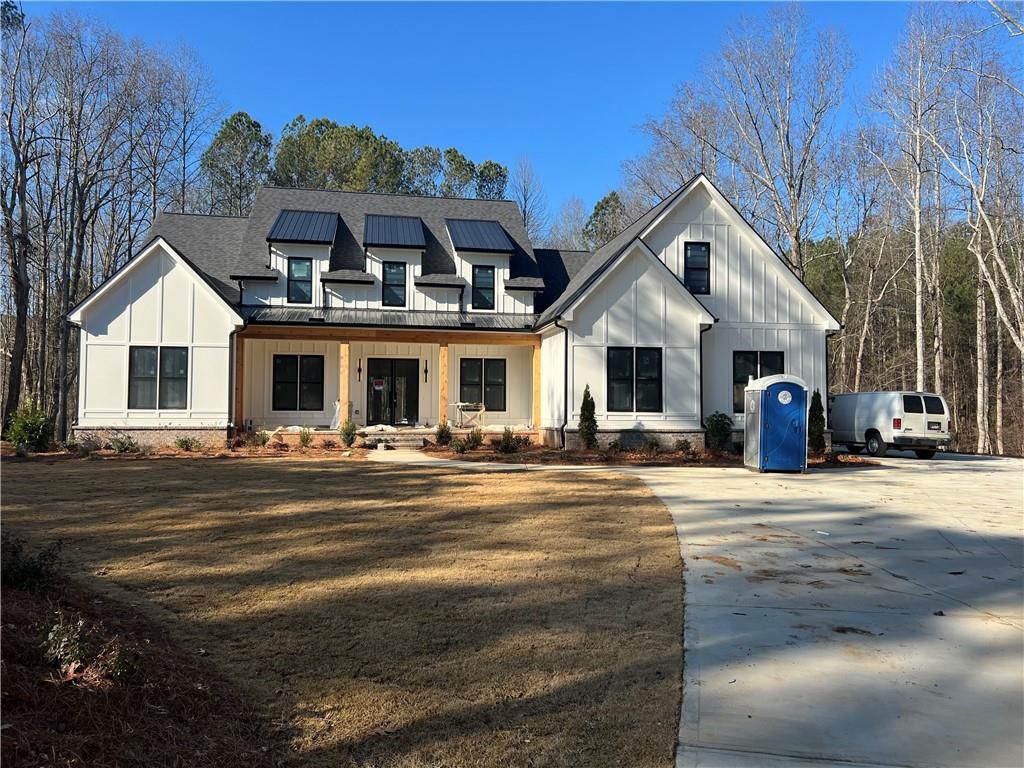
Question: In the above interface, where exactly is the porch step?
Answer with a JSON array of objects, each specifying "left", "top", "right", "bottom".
[{"left": 363, "top": 434, "right": 426, "bottom": 450}]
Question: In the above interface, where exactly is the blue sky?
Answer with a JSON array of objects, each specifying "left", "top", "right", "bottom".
[{"left": 26, "top": 1, "right": 912, "bottom": 211}]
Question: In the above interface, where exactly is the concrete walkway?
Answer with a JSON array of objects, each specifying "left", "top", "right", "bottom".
[{"left": 371, "top": 449, "right": 1024, "bottom": 767}]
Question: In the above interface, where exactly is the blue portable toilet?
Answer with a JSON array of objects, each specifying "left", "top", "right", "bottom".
[{"left": 743, "top": 374, "right": 809, "bottom": 472}]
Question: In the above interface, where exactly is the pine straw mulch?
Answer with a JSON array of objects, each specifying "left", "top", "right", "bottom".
[{"left": 1, "top": 578, "right": 281, "bottom": 768}]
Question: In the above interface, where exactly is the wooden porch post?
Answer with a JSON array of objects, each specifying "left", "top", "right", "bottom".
[
  {"left": 438, "top": 343, "right": 449, "bottom": 424},
  {"left": 338, "top": 342, "right": 350, "bottom": 423},
  {"left": 532, "top": 341, "right": 542, "bottom": 440},
  {"left": 233, "top": 335, "right": 245, "bottom": 429}
]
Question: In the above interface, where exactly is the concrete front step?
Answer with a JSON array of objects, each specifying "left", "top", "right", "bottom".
[{"left": 363, "top": 435, "right": 426, "bottom": 449}]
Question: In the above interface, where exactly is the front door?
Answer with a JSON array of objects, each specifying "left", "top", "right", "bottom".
[{"left": 366, "top": 358, "right": 419, "bottom": 426}]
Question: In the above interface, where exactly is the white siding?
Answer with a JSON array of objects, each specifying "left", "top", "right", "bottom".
[
  {"left": 77, "top": 245, "right": 238, "bottom": 428},
  {"left": 243, "top": 339, "right": 340, "bottom": 428},
  {"left": 327, "top": 248, "right": 462, "bottom": 311},
  {"left": 243, "top": 243, "right": 331, "bottom": 306},
  {"left": 540, "top": 328, "right": 565, "bottom": 429},
  {"left": 564, "top": 246, "right": 703, "bottom": 430},
  {"left": 449, "top": 344, "right": 534, "bottom": 426}
]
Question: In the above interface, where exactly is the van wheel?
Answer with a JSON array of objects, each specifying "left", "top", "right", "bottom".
[
  {"left": 914, "top": 449, "right": 935, "bottom": 459},
  {"left": 846, "top": 445, "right": 864, "bottom": 454},
  {"left": 866, "top": 432, "right": 888, "bottom": 457}
]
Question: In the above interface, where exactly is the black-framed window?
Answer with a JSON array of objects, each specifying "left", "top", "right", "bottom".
[
  {"left": 683, "top": 242, "right": 711, "bottom": 295},
  {"left": 382, "top": 261, "right": 406, "bottom": 307},
  {"left": 472, "top": 265, "right": 495, "bottom": 310},
  {"left": 732, "top": 351, "right": 785, "bottom": 412},
  {"left": 128, "top": 346, "right": 187, "bottom": 410},
  {"left": 272, "top": 354, "right": 324, "bottom": 411},
  {"left": 459, "top": 358, "right": 506, "bottom": 411},
  {"left": 607, "top": 347, "right": 662, "bottom": 413},
  {"left": 287, "top": 258, "right": 313, "bottom": 304}
]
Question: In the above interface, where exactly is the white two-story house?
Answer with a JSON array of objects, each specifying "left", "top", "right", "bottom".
[{"left": 68, "top": 174, "right": 839, "bottom": 447}]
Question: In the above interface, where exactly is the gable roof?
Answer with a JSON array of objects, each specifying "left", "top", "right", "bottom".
[{"left": 534, "top": 248, "right": 592, "bottom": 314}]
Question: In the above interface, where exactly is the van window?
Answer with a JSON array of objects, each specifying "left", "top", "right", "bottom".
[
  {"left": 923, "top": 396, "right": 945, "bottom": 415},
  {"left": 903, "top": 395, "right": 924, "bottom": 413}
]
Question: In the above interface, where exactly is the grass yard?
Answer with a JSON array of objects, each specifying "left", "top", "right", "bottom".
[{"left": 3, "top": 457, "right": 683, "bottom": 767}]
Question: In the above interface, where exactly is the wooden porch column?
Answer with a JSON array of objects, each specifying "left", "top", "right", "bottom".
[
  {"left": 233, "top": 335, "right": 245, "bottom": 429},
  {"left": 438, "top": 343, "right": 449, "bottom": 424},
  {"left": 338, "top": 341, "right": 351, "bottom": 422},
  {"left": 532, "top": 341, "right": 542, "bottom": 437}
]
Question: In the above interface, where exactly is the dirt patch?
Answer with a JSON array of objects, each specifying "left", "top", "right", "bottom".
[
  {"left": 697, "top": 555, "right": 743, "bottom": 571},
  {"left": 3, "top": 459, "right": 682, "bottom": 768}
]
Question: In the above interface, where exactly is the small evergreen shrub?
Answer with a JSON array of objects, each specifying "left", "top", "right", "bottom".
[
  {"left": 1, "top": 534, "right": 62, "bottom": 589},
  {"left": 496, "top": 427, "right": 519, "bottom": 454},
  {"left": 674, "top": 438, "right": 693, "bottom": 455},
  {"left": 450, "top": 437, "right": 468, "bottom": 454},
  {"left": 6, "top": 402, "right": 53, "bottom": 452},
  {"left": 808, "top": 389, "right": 826, "bottom": 454},
  {"left": 110, "top": 434, "right": 138, "bottom": 454},
  {"left": 705, "top": 411, "right": 734, "bottom": 454},
  {"left": 435, "top": 420, "right": 452, "bottom": 446},
  {"left": 465, "top": 427, "right": 483, "bottom": 450},
  {"left": 44, "top": 615, "right": 95, "bottom": 669},
  {"left": 174, "top": 436, "right": 203, "bottom": 452},
  {"left": 321, "top": 438, "right": 338, "bottom": 450},
  {"left": 298, "top": 426, "right": 314, "bottom": 448},
  {"left": 95, "top": 637, "right": 140, "bottom": 682},
  {"left": 341, "top": 419, "right": 358, "bottom": 447},
  {"left": 607, "top": 439, "right": 623, "bottom": 452},
  {"left": 578, "top": 385, "right": 598, "bottom": 449}
]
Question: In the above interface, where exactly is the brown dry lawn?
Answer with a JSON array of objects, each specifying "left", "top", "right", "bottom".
[{"left": 3, "top": 457, "right": 683, "bottom": 767}]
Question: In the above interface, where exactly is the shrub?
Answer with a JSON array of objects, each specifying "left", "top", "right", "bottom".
[
  {"left": 642, "top": 437, "right": 660, "bottom": 458},
  {"left": 298, "top": 426, "right": 314, "bottom": 448},
  {"left": 6, "top": 402, "right": 53, "bottom": 452},
  {"left": 64, "top": 432, "right": 103, "bottom": 457},
  {"left": 95, "top": 637, "right": 140, "bottom": 682},
  {"left": 674, "top": 438, "right": 693, "bottom": 455},
  {"left": 496, "top": 427, "right": 520, "bottom": 454},
  {"left": 809, "top": 389, "right": 826, "bottom": 454},
  {"left": 435, "top": 420, "right": 452, "bottom": 446},
  {"left": 272, "top": 441, "right": 289, "bottom": 452},
  {"left": 227, "top": 435, "right": 246, "bottom": 451},
  {"left": 1, "top": 534, "right": 62, "bottom": 589},
  {"left": 578, "top": 385, "right": 598, "bottom": 449},
  {"left": 45, "top": 615, "right": 96, "bottom": 670},
  {"left": 174, "top": 436, "right": 203, "bottom": 452},
  {"left": 449, "top": 437, "right": 467, "bottom": 454},
  {"left": 249, "top": 427, "right": 270, "bottom": 448},
  {"left": 110, "top": 433, "right": 138, "bottom": 454},
  {"left": 321, "top": 438, "right": 338, "bottom": 450},
  {"left": 340, "top": 418, "right": 357, "bottom": 447},
  {"left": 465, "top": 427, "right": 483, "bottom": 450},
  {"left": 607, "top": 439, "right": 623, "bottom": 452},
  {"left": 705, "top": 411, "right": 734, "bottom": 454}
]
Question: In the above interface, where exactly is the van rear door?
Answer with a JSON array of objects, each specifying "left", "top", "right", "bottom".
[
  {"left": 901, "top": 394, "right": 927, "bottom": 437},
  {"left": 922, "top": 395, "right": 949, "bottom": 437}
]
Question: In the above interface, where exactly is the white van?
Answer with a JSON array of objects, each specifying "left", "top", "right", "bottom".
[{"left": 828, "top": 391, "right": 952, "bottom": 458}]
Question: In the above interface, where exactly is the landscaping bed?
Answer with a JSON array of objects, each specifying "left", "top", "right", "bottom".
[{"left": 4, "top": 459, "right": 683, "bottom": 768}]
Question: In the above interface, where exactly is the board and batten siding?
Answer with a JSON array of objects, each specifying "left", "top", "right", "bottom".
[
  {"left": 76, "top": 245, "right": 238, "bottom": 428},
  {"left": 243, "top": 339, "right": 341, "bottom": 428},
  {"left": 644, "top": 182, "right": 830, "bottom": 423},
  {"left": 244, "top": 243, "right": 331, "bottom": 306},
  {"left": 539, "top": 328, "right": 566, "bottom": 431},
  {"left": 563, "top": 247, "right": 704, "bottom": 430},
  {"left": 327, "top": 248, "right": 461, "bottom": 312}
]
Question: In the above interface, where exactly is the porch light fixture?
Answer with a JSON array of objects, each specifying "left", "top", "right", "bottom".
[
  {"left": 423, "top": 359, "right": 429, "bottom": 382},
  {"left": 357, "top": 359, "right": 362, "bottom": 382}
]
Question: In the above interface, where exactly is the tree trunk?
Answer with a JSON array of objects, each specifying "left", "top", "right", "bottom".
[
  {"left": 994, "top": 320, "right": 1003, "bottom": 455},
  {"left": 975, "top": 279, "right": 990, "bottom": 454}
]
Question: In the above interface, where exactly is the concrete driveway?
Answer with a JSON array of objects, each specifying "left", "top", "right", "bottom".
[{"left": 634, "top": 454, "right": 1024, "bottom": 768}]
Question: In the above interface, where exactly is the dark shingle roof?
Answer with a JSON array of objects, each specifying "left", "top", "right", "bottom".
[
  {"left": 363, "top": 214, "right": 426, "bottom": 249},
  {"left": 148, "top": 212, "right": 248, "bottom": 303},
  {"left": 445, "top": 219, "right": 515, "bottom": 253},
  {"left": 267, "top": 210, "right": 339, "bottom": 243},
  {"left": 240, "top": 306, "right": 537, "bottom": 331},
  {"left": 414, "top": 273, "right": 466, "bottom": 288},
  {"left": 534, "top": 248, "right": 592, "bottom": 313},
  {"left": 321, "top": 269, "right": 375, "bottom": 284}
]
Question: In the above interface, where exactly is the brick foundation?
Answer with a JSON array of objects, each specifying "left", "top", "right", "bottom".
[
  {"left": 562, "top": 429, "right": 707, "bottom": 451},
  {"left": 72, "top": 426, "right": 228, "bottom": 449}
]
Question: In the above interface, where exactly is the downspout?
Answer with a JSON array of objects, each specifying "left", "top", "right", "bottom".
[
  {"left": 698, "top": 320, "right": 715, "bottom": 430},
  {"left": 554, "top": 319, "right": 569, "bottom": 448}
]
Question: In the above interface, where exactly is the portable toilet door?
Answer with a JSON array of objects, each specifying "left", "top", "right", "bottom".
[{"left": 748, "top": 374, "right": 808, "bottom": 472}]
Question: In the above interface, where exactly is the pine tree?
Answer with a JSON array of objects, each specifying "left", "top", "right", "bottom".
[
  {"left": 578, "top": 385, "right": 598, "bottom": 449},
  {"left": 808, "top": 389, "right": 826, "bottom": 454}
]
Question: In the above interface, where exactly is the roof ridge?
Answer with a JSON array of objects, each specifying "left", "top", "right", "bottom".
[
  {"left": 258, "top": 185, "right": 515, "bottom": 205},
  {"left": 158, "top": 211, "right": 249, "bottom": 219}
]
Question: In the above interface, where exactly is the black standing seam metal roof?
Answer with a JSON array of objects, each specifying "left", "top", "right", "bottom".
[
  {"left": 267, "top": 210, "right": 339, "bottom": 244},
  {"left": 363, "top": 214, "right": 426, "bottom": 249},
  {"left": 445, "top": 219, "right": 515, "bottom": 253},
  {"left": 240, "top": 306, "right": 538, "bottom": 331}
]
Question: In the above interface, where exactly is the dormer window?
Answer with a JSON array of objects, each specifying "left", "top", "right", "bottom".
[
  {"left": 683, "top": 242, "right": 711, "bottom": 295},
  {"left": 287, "top": 258, "right": 313, "bottom": 304},
  {"left": 472, "top": 265, "right": 495, "bottom": 310},
  {"left": 382, "top": 261, "right": 406, "bottom": 307}
]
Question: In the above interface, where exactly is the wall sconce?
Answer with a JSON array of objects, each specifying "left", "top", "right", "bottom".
[
  {"left": 357, "top": 359, "right": 362, "bottom": 382},
  {"left": 423, "top": 359, "right": 429, "bottom": 382}
]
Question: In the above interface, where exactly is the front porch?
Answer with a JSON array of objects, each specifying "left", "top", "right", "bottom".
[{"left": 233, "top": 324, "right": 542, "bottom": 441}]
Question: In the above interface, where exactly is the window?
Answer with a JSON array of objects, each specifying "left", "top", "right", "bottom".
[
  {"left": 732, "top": 351, "right": 785, "bottom": 412},
  {"left": 472, "top": 265, "right": 495, "bottom": 310},
  {"left": 923, "top": 395, "right": 945, "bottom": 415},
  {"left": 683, "top": 242, "right": 711, "bottom": 295},
  {"left": 607, "top": 347, "right": 662, "bottom": 413},
  {"left": 287, "top": 258, "right": 313, "bottom": 304},
  {"left": 382, "top": 261, "right": 406, "bottom": 307},
  {"left": 272, "top": 354, "right": 324, "bottom": 411},
  {"left": 903, "top": 395, "right": 924, "bottom": 414},
  {"left": 459, "top": 358, "right": 506, "bottom": 411},
  {"left": 128, "top": 346, "right": 187, "bottom": 410}
]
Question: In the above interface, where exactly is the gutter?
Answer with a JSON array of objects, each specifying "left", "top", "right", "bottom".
[{"left": 554, "top": 318, "right": 569, "bottom": 448}]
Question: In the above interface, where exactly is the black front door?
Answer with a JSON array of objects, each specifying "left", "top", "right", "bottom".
[{"left": 366, "top": 358, "right": 419, "bottom": 426}]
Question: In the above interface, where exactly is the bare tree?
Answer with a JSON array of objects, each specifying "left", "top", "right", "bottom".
[
  {"left": 546, "top": 196, "right": 589, "bottom": 251},
  {"left": 508, "top": 155, "right": 548, "bottom": 243}
]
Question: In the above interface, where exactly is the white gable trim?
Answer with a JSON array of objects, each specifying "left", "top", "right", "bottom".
[
  {"left": 562, "top": 238, "right": 715, "bottom": 325},
  {"left": 68, "top": 237, "right": 243, "bottom": 326},
  {"left": 641, "top": 174, "right": 841, "bottom": 331}
]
